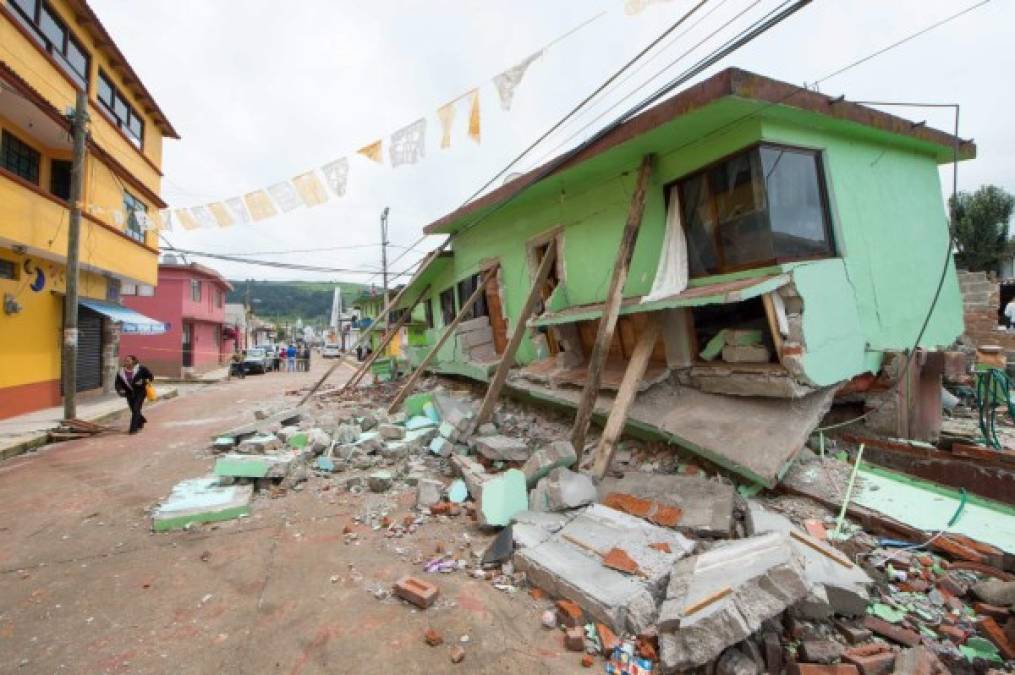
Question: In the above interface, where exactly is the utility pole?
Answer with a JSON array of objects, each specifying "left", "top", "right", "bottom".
[
  {"left": 62, "top": 90, "right": 89, "bottom": 421},
  {"left": 380, "top": 207, "right": 390, "bottom": 302}
]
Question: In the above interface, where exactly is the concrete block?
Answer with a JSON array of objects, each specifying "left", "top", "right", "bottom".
[
  {"left": 447, "top": 479, "right": 468, "bottom": 503},
  {"left": 237, "top": 432, "right": 281, "bottom": 454},
  {"left": 458, "top": 325, "right": 493, "bottom": 348},
  {"left": 434, "top": 393, "right": 475, "bottom": 432},
  {"left": 477, "top": 469, "right": 527, "bottom": 527},
  {"left": 377, "top": 423, "right": 405, "bottom": 440},
  {"left": 455, "top": 316, "right": 490, "bottom": 334},
  {"left": 658, "top": 532, "right": 810, "bottom": 672},
  {"left": 598, "top": 472, "right": 734, "bottom": 538},
  {"left": 429, "top": 436, "right": 453, "bottom": 457},
  {"left": 510, "top": 510, "right": 573, "bottom": 550},
  {"left": 533, "top": 468, "right": 597, "bottom": 512},
  {"left": 334, "top": 423, "right": 362, "bottom": 444},
  {"left": 368, "top": 470, "right": 394, "bottom": 493},
  {"left": 475, "top": 435, "right": 530, "bottom": 462},
  {"left": 722, "top": 343, "right": 771, "bottom": 363},
  {"left": 214, "top": 453, "right": 293, "bottom": 479},
  {"left": 152, "top": 476, "right": 253, "bottom": 532},
  {"left": 725, "top": 328, "right": 764, "bottom": 346},
  {"left": 305, "top": 428, "right": 332, "bottom": 454},
  {"left": 406, "top": 415, "right": 436, "bottom": 431},
  {"left": 416, "top": 479, "right": 443, "bottom": 509},
  {"left": 438, "top": 421, "right": 459, "bottom": 442},
  {"left": 522, "top": 440, "right": 577, "bottom": 486},
  {"left": 450, "top": 454, "right": 489, "bottom": 500}
]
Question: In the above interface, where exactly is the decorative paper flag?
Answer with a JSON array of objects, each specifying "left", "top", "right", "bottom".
[
  {"left": 624, "top": 0, "right": 672, "bottom": 15},
  {"left": 225, "top": 197, "right": 250, "bottom": 225},
  {"left": 157, "top": 209, "right": 172, "bottom": 232},
  {"left": 267, "top": 181, "right": 302, "bottom": 212},
  {"left": 208, "top": 202, "right": 234, "bottom": 227},
  {"left": 134, "top": 209, "right": 154, "bottom": 231},
  {"left": 321, "top": 158, "right": 349, "bottom": 197},
  {"left": 175, "top": 208, "right": 200, "bottom": 230},
  {"left": 467, "top": 89, "right": 481, "bottom": 144},
  {"left": 190, "top": 205, "right": 217, "bottom": 229},
  {"left": 389, "top": 118, "right": 426, "bottom": 167},
  {"left": 493, "top": 51, "right": 542, "bottom": 111},
  {"left": 112, "top": 209, "right": 124, "bottom": 226},
  {"left": 436, "top": 100, "right": 456, "bottom": 149},
  {"left": 243, "top": 190, "right": 278, "bottom": 222},
  {"left": 291, "top": 171, "right": 329, "bottom": 207},
  {"left": 357, "top": 140, "right": 383, "bottom": 163}
]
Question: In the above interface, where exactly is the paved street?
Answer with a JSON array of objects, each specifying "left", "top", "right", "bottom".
[{"left": 0, "top": 359, "right": 581, "bottom": 674}]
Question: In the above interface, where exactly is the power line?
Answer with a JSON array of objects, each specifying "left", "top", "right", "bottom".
[{"left": 161, "top": 246, "right": 416, "bottom": 277}]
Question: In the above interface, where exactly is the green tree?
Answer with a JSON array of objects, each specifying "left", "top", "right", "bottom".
[{"left": 951, "top": 185, "right": 1015, "bottom": 272}]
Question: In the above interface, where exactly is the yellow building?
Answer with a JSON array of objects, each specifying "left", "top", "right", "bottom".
[{"left": 0, "top": 0, "right": 177, "bottom": 418}]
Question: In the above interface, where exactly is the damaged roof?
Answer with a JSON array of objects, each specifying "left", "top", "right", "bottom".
[{"left": 424, "top": 67, "right": 975, "bottom": 236}]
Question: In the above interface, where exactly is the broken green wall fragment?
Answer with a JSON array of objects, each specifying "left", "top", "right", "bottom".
[
  {"left": 152, "top": 476, "right": 253, "bottom": 532},
  {"left": 479, "top": 469, "right": 527, "bottom": 527},
  {"left": 960, "top": 636, "right": 1001, "bottom": 663},
  {"left": 698, "top": 330, "right": 727, "bottom": 362},
  {"left": 288, "top": 433, "right": 308, "bottom": 449},
  {"left": 403, "top": 392, "right": 435, "bottom": 418}
]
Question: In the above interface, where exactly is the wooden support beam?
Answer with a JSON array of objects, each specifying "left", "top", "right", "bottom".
[
  {"left": 761, "top": 292, "right": 785, "bottom": 364},
  {"left": 387, "top": 270, "right": 495, "bottom": 414},
  {"left": 590, "top": 315, "right": 661, "bottom": 479},
  {"left": 296, "top": 247, "right": 448, "bottom": 406},
  {"left": 473, "top": 240, "right": 558, "bottom": 428},
  {"left": 341, "top": 283, "right": 431, "bottom": 393},
  {"left": 571, "top": 155, "right": 654, "bottom": 459}
]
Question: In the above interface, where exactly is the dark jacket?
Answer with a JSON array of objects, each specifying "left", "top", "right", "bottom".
[{"left": 115, "top": 365, "right": 154, "bottom": 398}]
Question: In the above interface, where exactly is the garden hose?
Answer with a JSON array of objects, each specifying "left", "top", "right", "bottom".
[{"left": 974, "top": 367, "right": 1015, "bottom": 449}]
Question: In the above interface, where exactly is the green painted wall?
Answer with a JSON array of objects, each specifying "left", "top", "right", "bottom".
[{"left": 402, "top": 98, "right": 964, "bottom": 386}]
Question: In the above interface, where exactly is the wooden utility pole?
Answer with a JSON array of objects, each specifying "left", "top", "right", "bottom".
[
  {"left": 387, "top": 270, "right": 494, "bottom": 413},
  {"left": 62, "top": 90, "right": 89, "bottom": 420},
  {"left": 570, "top": 155, "right": 654, "bottom": 459},
  {"left": 473, "top": 241, "right": 557, "bottom": 428},
  {"left": 590, "top": 315, "right": 660, "bottom": 479}
]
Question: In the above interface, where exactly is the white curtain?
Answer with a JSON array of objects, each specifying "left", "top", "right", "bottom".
[{"left": 643, "top": 189, "right": 689, "bottom": 302}]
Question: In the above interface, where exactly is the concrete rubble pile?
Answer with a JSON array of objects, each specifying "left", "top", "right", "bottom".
[{"left": 149, "top": 376, "right": 1015, "bottom": 673}]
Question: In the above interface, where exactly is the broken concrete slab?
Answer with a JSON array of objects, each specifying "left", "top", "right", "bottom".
[
  {"left": 429, "top": 436, "right": 453, "bottom": 457},
  {"left": 447, "top": 479, "right": 468, "bottom": 504},
  {"left": 522, "top": 440, "right": 576, "bottom": 486},
  {"left": 531, "top": 468, "right": 597, "bottom": 512},
  {"left": 406, "top": 415, "right": 436, "bottom": 431},
  {"left": 747, "top": 502, "right": 872, "bottom": 617},
  {"left": 377, "top": 423, "right": 405, "bottom": 441},
  {"left": 152, "top": 476, "right": 253, "bottom": 532},
  {"left": 598, "top": 472, "right": 735, "bottom": 538},
  {"left": 213, "top": 453, "right": 294, "bottom": 479},
  {"left": 334, "top": 422, "right": 362, "bottom": 444},
  {"left": 657, "top": 532, "right": 810, "bottom": 672},
  {"left": 368, "top": 470, "right": 394, "bottom": 493},
  {"left": 237, "top": 432, "right": 281, "bottom": 454},
  {"left": 450, "top": 454, "right": 489, "bottom": 501},
  {"left": 510, "top": 510, "right": 575, "bottom": 549},
  {"left": 433, "top": 392, "right": 475, "bottom": 432},
  {"left": 515, "top": 504, "right": 694, "bottom": 633},
  {"left": 477, "top": 469, "right": 527, "bottom": 527},
  {"left": 214, "top": 407, "right": 302, "bottom": 442},
  {"left": 416, "top": 479, "right": 443, "bottom": 509},
  {"left": 474, "top": 435, "right": 530, "bottom": 462}
]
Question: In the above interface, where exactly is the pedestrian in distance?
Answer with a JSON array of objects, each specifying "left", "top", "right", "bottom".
[
  {"left": 302, "top": 344, "right": 311, "bottom": 372},
  {"left": 287, "top": 343, "right": 297, "bottom": 372},
  {"left": 273, "top": 345, "right": 281, "bottom": 373},
  {"left": 115, "top": 354, "right": 154, "bottom": 435},
  {"left": 228, "top": 350, "right": 245, "bottom": 380}
]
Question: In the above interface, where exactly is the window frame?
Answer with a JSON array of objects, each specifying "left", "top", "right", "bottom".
[
  {"left": 122, "top": 189, "right": 146, "bottom": 243},
  {"left": 190, "top": 279, "right": 202, "bottom": 302},
  {"left": 438, "top": 287, "right": 456, "bottom": 326},
  {"left": 669, "top": 142, "right": 835, "bottom": 279},
  {"left": 456, "top": 273, "right": 489, "bottom": 322},
  {"left": 1, "top": 129, "right": 41, "bottom": 185},
  {"left": 96, "top": 69, "right": 144, "bottom": 148},
  {"left": 49, "top": 158, "right": 71, "bottom": 200},
  {"left": 0, "top": 257, "right": 19, "bottom": 281},
  {"left": 424, "top": 297, "right": 435, "bottom": 329},
  {"left": 9, "top": 0, "right": 91, "bottom": 87}
]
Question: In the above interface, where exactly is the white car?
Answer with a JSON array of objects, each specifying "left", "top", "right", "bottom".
[{"left": 321, "top": 343, "right": 342, "bottom": 358}]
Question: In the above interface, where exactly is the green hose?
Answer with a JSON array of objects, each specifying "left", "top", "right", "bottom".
[{"left": 975, "top": 367, "right": 1015, "bottom": 449}]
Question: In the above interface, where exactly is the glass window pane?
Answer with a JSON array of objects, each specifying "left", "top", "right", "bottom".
[
  {"left": 127, "top": 112, "right": 143, "bottom": 140},
  {"left": 49, "top": 159, "right": 71, "bottom": 200},
  {"left": 98, "top": 73, "right": 114, "bottom": 106},
  {"left": 66, "top": 37, "right": 87, "bottom": 79},
  {"left": 139, "top": 284, "right": 155, "bottom": 297},
  {"left": 39, "top": 6, "right": 65, "bottom": 50},
  {"left": 713, "top": 150, "right": 773, "bottom": 268},
  {"left": 12, "top": 0, "right": 37, "bottom": 20},
  {"left": 761, "top": 147, "right": 832, "bottom": 259},
  {"left": 1, "top": 130, "right": 41, "bottom": 184},
  {"left": 679, "top": 174, "right": 719, "bottom": 277},
  {"left": 113, "top": 94, "right": 129, "bottom": 122}
]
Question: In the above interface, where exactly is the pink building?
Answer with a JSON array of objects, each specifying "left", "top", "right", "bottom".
[{"left": 120, "top": 262, "right": 233, "bottom": 377}]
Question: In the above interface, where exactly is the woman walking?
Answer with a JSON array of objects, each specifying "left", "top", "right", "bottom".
[{"left": 115, "top": 355, "right": 154, "bottom": 434}]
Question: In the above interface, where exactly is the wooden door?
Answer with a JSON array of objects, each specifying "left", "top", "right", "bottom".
[{"left": 485, "top": 266, "right": 508, "bottom": 355}]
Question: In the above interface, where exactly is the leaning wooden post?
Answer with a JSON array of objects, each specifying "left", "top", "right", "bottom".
[
  {"left": 342, "top": 284, "right": 432, "bottom": 392},
  {"left": 590, "top": 315, "right": 660, "bottom": 479},
  {"left": 473, "top": 240, "right": 558, "bottom": 428},
  {"left": 298, "top": 248, "right": 441, "bottom": 407},
  {"left": 387, "top": 270, "right": 495, "bottom": 414},
  {"left": 571, "top": 155, "right": 654, "bottom": 460}
]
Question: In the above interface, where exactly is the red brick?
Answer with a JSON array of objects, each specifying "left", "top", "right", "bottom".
[
  {"left": 977, "top": 616, "right": 1015, "bottom": 661},
  {"left": 581, "top": 654, "right": 594, "bottom": 668},
  {"left": 862, "top": 616, "right": 920, "bottom": 647},
  {"left": 597, "top": 623, "right": 620, "bottom": 655},
  {"left": 974, "top": 602, "right": 1011, "bottom": 621},
  {"left": 648, "top": 503, "right": 683, "bottom": 528},
  {"left": 602, "top": 547, "right": 640, "bottom": 575},
  {"left": 636, "top": 638, "right": 656, "bottom": 661},
  {"left": 842, "top": 650, "right": 896, "bottom": 675},
  {"left": 564, "top": 626, "right": 585, "bottom": 652},
  {"left": 429, "top": 502, "right": 450, "bottom": 515},
  {"left": 603, "top": 492, "right": 653, "bottom": 518},
  {"left": 937, "top": 624, "right": 967, "bottom": 644},
  {"left": 648, "top": 542, "right": 671, "bottom": 554},
  {"left": 804, "top": 519, "right": 828, "bottom": 540},
  {"left": 789, "top": 665, "right": 859, "bottom": 675},
  {"left": 393, "top": 576, "right": 439, "bottom": 608},
  {"left": 424, "top": 628, "right": 443, "bottom": 646},
  {"left": 556, "top": 599, "right": 583, "bottom": 627},
  {"left": 834, "top": 620, "right": 872, "bottom": 645},
  {"left": 529, "top": 587, "right": 545, "bottom": 601}
]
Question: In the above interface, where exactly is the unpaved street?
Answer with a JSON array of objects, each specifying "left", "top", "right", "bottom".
[{"left": 0, "top": 360, "right": 580, "bottom": 674}]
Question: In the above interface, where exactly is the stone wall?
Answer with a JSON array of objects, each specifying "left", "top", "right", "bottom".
[{"left": 957, "top": 270, "right": 1015, "bottom": 352}]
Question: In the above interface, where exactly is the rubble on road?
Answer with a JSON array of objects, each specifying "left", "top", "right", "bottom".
[{"left": 148, "top": 375, "right": 1015, "bottom": 674}]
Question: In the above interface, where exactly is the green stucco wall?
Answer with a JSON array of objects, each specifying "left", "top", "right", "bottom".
[{"left": 402, "top": 98, "right": 964, "bottom": 387}]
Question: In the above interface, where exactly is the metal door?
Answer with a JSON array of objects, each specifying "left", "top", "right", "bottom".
[
  {"left": 182, "top": 322, "right": 194, "bottom": 367},
  {"left": 75, "top": 307, "right": 102, "bottom": 391}
]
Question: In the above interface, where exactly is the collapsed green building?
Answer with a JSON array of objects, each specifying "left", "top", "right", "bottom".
[{"left": 382, "top": 68, "right": 975, "bottom": 487}]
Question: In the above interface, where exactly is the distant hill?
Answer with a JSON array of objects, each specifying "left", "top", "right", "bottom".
[{"left": 226, "top": 280, "right": 369, "bottom": 324}]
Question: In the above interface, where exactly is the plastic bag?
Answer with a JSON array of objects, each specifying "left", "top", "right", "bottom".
[{"left": 145, "top": 382, "right": 156, "bottom": 401}]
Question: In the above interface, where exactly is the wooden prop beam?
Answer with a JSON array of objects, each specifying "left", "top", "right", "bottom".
[
  {"left": 590, "top": 314, "right": 660, "bottom": 480},
  {"left": 298, "top": 247, "right": 446, "bottom": 406},
  {"left": 473, "top": 240, "right": 558, "bottom": 428},
  {"left": 387, "top": 270, "right": 495, "bottom": 414},
  {"left": 570, "top": 155, "right": 654, "bottom": 459},
  {"left": 341, "top": 283, "right": 432, "bottom": 393}
]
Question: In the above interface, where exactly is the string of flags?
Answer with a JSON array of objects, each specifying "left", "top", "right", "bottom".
[{"left": 152, "top": 0, "right": 677, "bottom": 233}]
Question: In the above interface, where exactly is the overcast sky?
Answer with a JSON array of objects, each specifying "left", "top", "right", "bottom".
[{"left": 90, "top": 0, "right": 1014, "bottom": 285}]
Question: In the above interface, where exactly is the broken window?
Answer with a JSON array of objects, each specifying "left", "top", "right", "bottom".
[
  {"left": 456, "top": 273, "right": 489, "bottom": 322},
  {"left": 675, "top": 144, "right": 833, "bottom": 277},
  {"left": 439, "top": 287, "right": 456, "bottom": 326}
]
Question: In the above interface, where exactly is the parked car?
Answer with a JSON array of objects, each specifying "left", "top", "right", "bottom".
[
  {"left": 242, "top": 347, "right": 271, "bottom": 374},
  {"left": 321, "top": 343, "right": 342, "bottom": 358}
]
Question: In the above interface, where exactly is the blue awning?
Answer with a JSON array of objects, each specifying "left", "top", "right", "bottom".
[{"left": 79, "top": 298, "right": 167, "bottom": 335}]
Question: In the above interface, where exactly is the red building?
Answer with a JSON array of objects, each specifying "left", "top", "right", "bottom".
[{"left": 120, "top": 261, "right": 233, "bottom": 377}]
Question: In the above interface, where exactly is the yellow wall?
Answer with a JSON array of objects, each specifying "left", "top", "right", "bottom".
[{"left": 0, "top": 246, "right": 108, "bottom": 391}]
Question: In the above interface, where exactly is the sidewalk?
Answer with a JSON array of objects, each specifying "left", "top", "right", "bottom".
[
  {"left": 0, "top": 386, "right": 179, "bottom": 461},
  {"left": 155, "top": 365, "right": 230, "bottom": 384}
]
